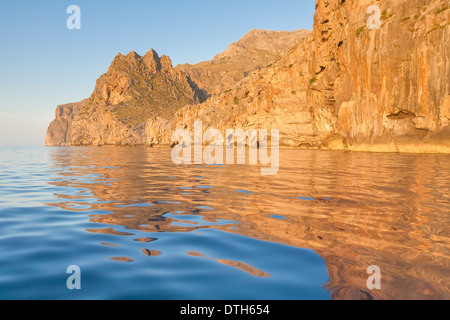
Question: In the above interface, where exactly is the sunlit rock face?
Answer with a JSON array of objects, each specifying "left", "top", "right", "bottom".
[
  {"left": 46, "top": 50, "right": 205, "bottom": 147},
  {"left": 45, "top": 101, "right": 85, "bottom": 146},
  {"left": 308, "top": 0, "right": 450, "bottom": 153},
  {"left": 176, "top": 29, "right": 312, "bottom": 96},
  {"left": 47, "top": 0, "right": 449, "bottom": 153},
  {"left": 46, "top": 29, "right": 309, "bottom": 147}
]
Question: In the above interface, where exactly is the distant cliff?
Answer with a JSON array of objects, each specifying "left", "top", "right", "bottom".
[
  {"left": 47, "top": 0, "right": 450, "bottom": 153},
  {"left": 46, "top": 29, "right": 309, "bottom": 147},
  {"left": 46, "top": 101, "right": 85, "bottom": 146},
  {"left": 47, "top": 50, "right": 206, "bottom": 146},
  {"left": 176, "top": 29, "right": 311, "bottom": 96}
]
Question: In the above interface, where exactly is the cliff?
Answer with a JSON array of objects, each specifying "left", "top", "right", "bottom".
[
  {"left": 46, "top": 0, "right": 450, "bottom": 153},
  {"left": 45, "top": 101, "right": 85, "bottom": 146},
  {"left": 50, "top": 50, "right": 206, "bottom": 146},
  {"left": 161, "top": 34, "right": 320, "bottom": 148},
  {"left": 309, "top": 0, "right": 450, "bottom": 153},
  {"left": 176, "top": 29, "right": 311, "bottom": 96}
]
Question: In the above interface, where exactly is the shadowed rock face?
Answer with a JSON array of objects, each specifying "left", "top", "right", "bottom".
[{"left": 46, "top": 0, "right": 449, "bottom": 153}]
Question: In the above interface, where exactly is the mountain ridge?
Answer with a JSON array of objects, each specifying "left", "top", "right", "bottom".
[
  {"left": 46, "top": 28, "right": 309, "bottom": 146},
  {"left": 46, "top": 0, "right": 450, "bottom": 153}
]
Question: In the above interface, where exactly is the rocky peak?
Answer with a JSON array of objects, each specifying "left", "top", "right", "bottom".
[
  {"left": 214, "top": 28, "right": 311, "bottom": 61},
  {"left": 143, "top": 49, "right": 162, "bottom": 73},
  {"left": 125, "top": 51, "right": 141, "bottom": 60},
  {"left": 45, "top": 47, "right": 206, "bottom": 146},
  {"left": 109, "top": 49, "right": 173, "bottom": 75},
  {"left": 177, "top": 28, "right": 311, "bottom": 95},
  {"left": 160, "top": 55, "right": 173, "bottom": 71},
  {"left": 109, "top": 51, "right": 142, "bottom": 72}
]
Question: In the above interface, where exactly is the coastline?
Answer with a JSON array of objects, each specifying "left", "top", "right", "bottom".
[{"left": 45, "top": 143, "right": 450, "bottom": 155}]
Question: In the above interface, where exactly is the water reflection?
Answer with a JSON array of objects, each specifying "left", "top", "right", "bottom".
[
  {"left": 47, "top": 147, "right": 450, "bottom": 300},
  {"left": 187, "top": 251, "right": 270, "bottom": 278}
]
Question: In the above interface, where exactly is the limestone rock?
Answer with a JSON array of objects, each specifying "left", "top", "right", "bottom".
[
  {"left": 45, "top": 101, "right": 85, "bottom": 146},
  {"left": 47, "top": 49, "right": 205, "bottom": 146},
  {"left": 46, "top": 1, "right": 450, "bottom": 153},
  {"left": 176, "top": 29, "right": 311, "bottom": 96},
  {"left": 308, "top": 0, "right": 450, "bottom": 152},
  {"left": 172, "top": 0, "right": 450, "bottom": 152}
]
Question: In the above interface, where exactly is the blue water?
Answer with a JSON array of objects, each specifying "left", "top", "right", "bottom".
[
  {"left": 1, "top": 146, "right": 449, "bottom": 300},
  {"left": 0, "top": 147, "right": 329, "bottom": 300}
]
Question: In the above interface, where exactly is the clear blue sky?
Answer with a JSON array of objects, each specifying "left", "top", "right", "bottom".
[{"left": 0, "top": 0, "right": 316, "bottom": 146}]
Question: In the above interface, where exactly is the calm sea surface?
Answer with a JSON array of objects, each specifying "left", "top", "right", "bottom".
[{"left": 0, "top": 146, "right": 449, "bottom": 300}]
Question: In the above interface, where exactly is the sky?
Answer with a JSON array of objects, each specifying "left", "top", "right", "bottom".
[{"left": 0, "top": 0, "right": 316, "bottom": 146}]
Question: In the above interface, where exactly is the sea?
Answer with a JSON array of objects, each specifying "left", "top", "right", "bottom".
[{"left": 0, "top": 146, "right": 448, "bottom": 300}]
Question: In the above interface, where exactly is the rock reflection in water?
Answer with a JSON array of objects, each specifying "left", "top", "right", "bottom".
[{"left": 47, "top": 147, "right": 450, "bottom": 300}]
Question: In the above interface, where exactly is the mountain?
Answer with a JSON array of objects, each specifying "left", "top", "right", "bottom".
[
  {"left": 159, "top": 34, "right": 320, "bottom": 148},
  {"left": 153, "top": 0, "right": 450, "bottom": 152},
  {"left": 47, "top": 0, "right": 450, "bottom": 153},
  {"left": 47, "top": 50, "right": 206, "bottom": 146},
  {"left": 176, "top": 29, "right": 311, "bottom": 96},
  {"left": 45, "top": 101, "right": 85, "bottom": 146},
  {"left": 46, "top": 29, "right": 307, "bottom": 147}
]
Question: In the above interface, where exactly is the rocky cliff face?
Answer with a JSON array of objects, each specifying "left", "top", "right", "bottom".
[
  {"left": 52, "top": 50, "right": 206, "bottom": 146},
  {"left": 176, "top": 29, "right": 311, "bottom": 96},
  {"left": 309, "top": 0, "right": 450, "bottom": 153},
  {"left": 165, "top": 0, "right": 449, "bottom": 152},
  {"left": 47, "top": 0, "right": 450, "bottom": 153},
  {"left": 158, "top": 35, "right": 320, "bottom": 148},
  {"left": 46, "top": 29, "right": 310, "bottom": 147},
  {"left": 45, "top": 101, "right": 85, "bottom": 146}
]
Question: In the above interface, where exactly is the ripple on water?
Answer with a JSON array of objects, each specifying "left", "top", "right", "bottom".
[{"left": 0, "top": 147, "right": 449, "bottom": 300}]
